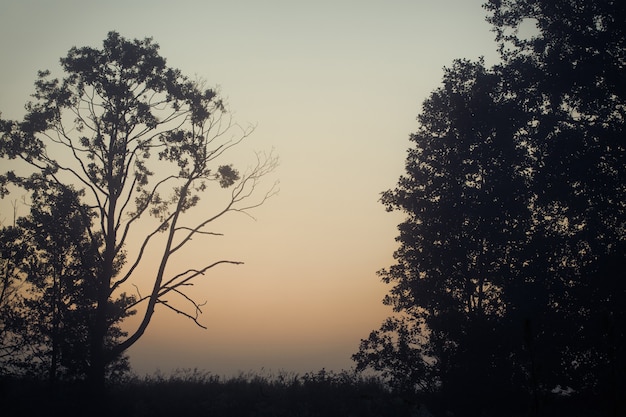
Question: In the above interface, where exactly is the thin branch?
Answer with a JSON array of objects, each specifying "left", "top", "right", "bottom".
[
  {"left": 170, "top": 150, "right": 278, "bottom": 253},
  {"left": 110, "top": 209, "right": 177, "bottom": 291},
  {"left": 174, "top": 227, "right": 223, "bottom": 237},
  {"left": 132, "top": 283, "right": 142, "bottom": 300},
  {"left": 157, "top": 299, "right": 207, "bottom": 329},
  {"left": 114, "top": 174, "right": 179, "bottom": 255},
  {"left": 160, "top": 260, "right": 243, "bottom": 294},
  {"left": 168, "top": 202, "right": 234, "bottom": 255}
]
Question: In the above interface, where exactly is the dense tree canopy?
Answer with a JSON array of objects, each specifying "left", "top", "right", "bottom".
[
  {"left": 355, "top": 1, "right": 625, "bottom": 416},
  {"left": 0, "top": 32, "right": 277, "bottom": 388},
  {"left": 486, "top": 0, "right": 626, "bottom": 404},
  {"left": 355, "top": 58, "right": 534, "bottom": 416},
  {"left": 0, "top": 184, "right": 131, "bottom": 382}
]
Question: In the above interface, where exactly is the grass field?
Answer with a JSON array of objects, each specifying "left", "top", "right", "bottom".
[{"left": 1, "top": 369, "right": 426, "bottom": 417}]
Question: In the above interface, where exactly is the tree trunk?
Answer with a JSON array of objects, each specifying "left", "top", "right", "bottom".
[
  {"left": 88, "top": 181, "right": 118, "bottom": 391},
  {"left": 88, "top": 301, "right": 107, "bottom": 391},
  {"left": 50, "top": 270, "right": 59, "bottom": 386}
]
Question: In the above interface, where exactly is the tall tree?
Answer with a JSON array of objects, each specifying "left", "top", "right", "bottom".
[
  {"left": 354, "top": 59, "right": 533, "bottom": 416},
  {"left": 0, "top": 32, "right": 277, "bottom": 389},
  {"left": 356, "top": 1, "right": 625, "bottom": 415},
  {"left": 485, "top": 0, "right": 626, "bottom": 409}
]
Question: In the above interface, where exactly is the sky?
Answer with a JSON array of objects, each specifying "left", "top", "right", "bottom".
[{"left": 0, "top": 0, "right": 499, "bottom": 377}]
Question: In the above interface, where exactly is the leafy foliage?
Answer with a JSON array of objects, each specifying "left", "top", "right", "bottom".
[
  {"left": 485, "top": 0, "right": 626, "bottom": 405},
  {"left": 355, "top": 59, "right": 533, "bottom": 416},
  {"left": 0, "top": 224, "right": 28, "bottom": 373},
  {"left": 355, "top": 1, "right": 625, "bottom": 415},
  {"left": 0, "top": 31, "right": 277, "bottom": 388},
  {"left": 0, "top": 184, "right": 132, "bottom": 381}
]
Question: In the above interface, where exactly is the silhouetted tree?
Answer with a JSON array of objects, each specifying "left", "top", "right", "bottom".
[
  {"left": 0, "top": 224, "right": 29, "bottom": 375},
  {"left": 3, "top": 183, "right": 131, "bottom": 383},
  {"left": 485, "top": 0, "right": 626, "bottom": 411},
  {"left": 355, "top": 59, "right": 533, "bottom": 416},
  {"left": 356, "top": 1, "right": 625, "bottom": 415},
  {"left": 0, "top": 31, "right": 277, "bottom": 390}
]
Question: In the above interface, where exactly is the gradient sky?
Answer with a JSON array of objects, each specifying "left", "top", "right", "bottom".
[{"left": 1, "top": 0, "right": 499, "bottom": 376}]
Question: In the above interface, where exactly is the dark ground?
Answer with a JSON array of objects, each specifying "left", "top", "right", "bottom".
[
  {"left": 0, "top": 370, "right": 619, "bottom": 417},
  {"left": 0, "top": 370, "right": 421, "bottom": 417}
]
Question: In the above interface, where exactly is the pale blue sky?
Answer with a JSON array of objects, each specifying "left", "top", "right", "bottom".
[{"left": 1, "top": 0, "right": 499, "bottom": 376}]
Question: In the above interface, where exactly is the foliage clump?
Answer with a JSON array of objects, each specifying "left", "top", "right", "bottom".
[{"left": 354, "top": 1, "right": 625, "bottom": 416}]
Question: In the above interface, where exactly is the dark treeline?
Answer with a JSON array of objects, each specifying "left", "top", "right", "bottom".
[{"left": 354, "top": 1, "right": 625, "bottom": 416}]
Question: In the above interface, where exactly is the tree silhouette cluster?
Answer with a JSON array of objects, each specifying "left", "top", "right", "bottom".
[
  {"left": 354, "top": 1, "right": 625, "bottom": 416},
  {"left": 0, "top": 32, "right": 277, "bottom": 390}
]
